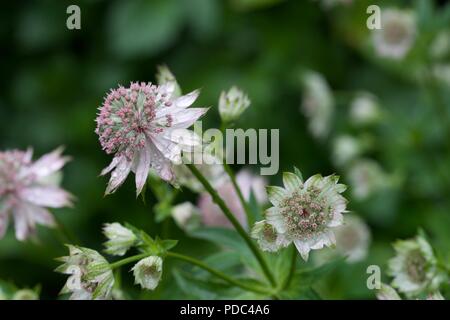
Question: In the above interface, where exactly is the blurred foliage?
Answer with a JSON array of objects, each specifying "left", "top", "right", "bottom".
[{"left": 0, "top": 0, "right": 449, "bottom": 299}]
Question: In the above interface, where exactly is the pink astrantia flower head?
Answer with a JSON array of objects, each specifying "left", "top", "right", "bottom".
[
  {"left": 95, "top": 82, "right": 208, "bottom": 195},
  {"left": 0, "top": 147, "right": 73, "bottom": 241}
]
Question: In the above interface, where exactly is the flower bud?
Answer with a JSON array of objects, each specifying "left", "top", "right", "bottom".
[
  {"left": 132, "top": 256, "right": 163, "bottom": 290},
  {"left": 103, "top": 223, "right": 136, "bottom": 256},
  {"left": 156, "top": 65, "right": 181, "bottom": 98},
  {"left": 219, "top": 86, "right": 250, "bottom": 123}
]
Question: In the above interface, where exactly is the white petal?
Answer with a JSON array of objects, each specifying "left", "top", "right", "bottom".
[
  {"left": 294, "top": 240, "right": 311, "bottom": 261},
  {"left": 266, "top": 186, "right": 287, "bottom": 206},
  {"left": 163, "top": 129, "right": 202, "bottom": 152},
  {"left": 265, "top": 207, "right": 286, "bottom": 233},
  {"left": 100, "top": 155, "right": 122, "bottom": 176},
  {"left": 13, "top": 204, "right": 33, "bottom": 241},
  {"left": 135, "top": 144, "right": 151, "bottom": 196},
  {"left": 19, "top": 186, "right": 73, "bottom": 208},
  {"left": 105, "top": 157, "right": 133, "bottom": 195},
  {"left": 150, "top": 135, "right": 182, "bottom": 164},
  {"left": 282, "top": 172, "right": 302, "bottom": 192},
  {"left": 174, "top": 89, "right": 200, "bottom": 108}
]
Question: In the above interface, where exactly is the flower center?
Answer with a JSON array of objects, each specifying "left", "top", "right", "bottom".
[
  {"left": 280, "top": 189, "right": 330, "bottom": 239},
  {"left": 405, "top": 250, "right": 427, "bottom": 283}
]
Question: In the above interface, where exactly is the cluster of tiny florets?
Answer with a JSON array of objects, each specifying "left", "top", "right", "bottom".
[
  {"left": 95, "top": 82, "right": 173, "bottom": 160},
  {"left": 405, "top": 250, "right": 427, "bottom": 283},
  {"left": 0, "top": 151, "right": 31, "bottom": 200},
  {"left": 279, "top": 189, "right": 330, "bottom": 239}
]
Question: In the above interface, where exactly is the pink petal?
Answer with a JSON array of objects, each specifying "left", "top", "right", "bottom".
[
  {"left": 13, "top": 204, "right": 34, "bottom": 241},
  {"left": 27, "top": 147, "right": 70, "bottom": 178},
  {"left": 135, "top": 143, "right": 151, "bottom": 196},
  {"left": 170, "top": 108, "right": 208, "bottom": 129},
  {"left": 19, "top": 186, "right": 74, "bottom": 208},
  {"left": 147, "top": 142, "right": 174, "bottom": 182},
  {"left": 105, "top": 157, "right": 133, "bottom": 195},
  {"left": 100, "top": 155, "right": 122, "bottom": 176},
  {"left": 150, "top": 135, "right": 181, "bottom": 164}
]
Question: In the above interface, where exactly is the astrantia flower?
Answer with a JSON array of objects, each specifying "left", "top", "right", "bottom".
[
  {"left": 349, "top": 93, "right": 381, "bottom": 126},
  {"left": 300, "top": 71, "right": 334, "bottom": 139},
  {"left": 56, "top": 245, "right": 114, "bottom": 300},
  {"left": 332, "top": 135, "right": 362, "bottom": 168},
  {"left": 198, "top": 169, "right": 266, "bottom": 229},
  {"left": 0, "top": 147, "right": 73, "bottom": 240},
  {"left": 266, "top": 172, "right": 347, "bottom": 260},
  {"left": 132, "top": 256, "right": 163, "bottom": 290},
  {"left": 103, "top": 222, "right": 137, "bottom": 256},
  {"left": 251, "top": 220, "right": 290, "bottom": 252},
  {"left": 347, "top": 159, "right": 390, "bottom": 200},
  {"left": 218, "top": 86, "right": 251, "bottom": 123},
  {"left": 95, "top": 82, "right": 208, "bottom": 195},
  {"left": 334, "top": 214, "right": 371, "bottom": 263},
  {"left": 372, "top": 9, "right": 416, "bottom": 60},
  {"left": 171, "top": 202, "right": 201, "bottom": 232},
  {"left": 388, "top": 234, "right": 444, "bottom": 296}
]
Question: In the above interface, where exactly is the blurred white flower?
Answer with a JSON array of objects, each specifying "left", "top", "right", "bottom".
[
  {"left": 0, "top": 147, "right": 73, "bottom": 241},
  {"left": 388, "top": 234, "right": 444, "bottom": 296},
  {"left": 433, "top": 64, "right": 450, "bottom": 87},
  {"left": 349, "top": 93, "right": 381, "bottom": 126},
  {"left": 429, "top": 31, "right": 450, "bottom": 60},
  {"left": 132, "top": 256, "right": 163, "bottom": 290},
  {"left": 11, "top": 289, "right": 39, "bottom": 300},
  {"left": 103, "top": 222, "right": 137, "bottom": 256},
  {"left": 156, "top": 65, "right": 182, "bottom": 98},
  {"left": 171, "top": 202, "right": 201, "bottom": 231},
  {"left": 332, "top": 135, "right": 362, "bottom": 167},
  {"left": 251, "top": 220, "right": 290, "bottom": 252},
  {"left": 334, "top": 214, "right": 371, "bottom": 263},
  {"left": 347, "top": 159, "right": 389, "bottom": 200},
  {"left": 96, "top": 82, "right": 208, "bottom": 195},
  {"left": 300, "top": 71, "right": 334, "bottom": 139},
  {"left": 219, "top": 86, "right": 251, "bottom": 123},
  {"left": 198, "top": 169, "right": 266, "bottom": 229},
  {"left": 266, "top": 172, "right": 347, "bottom": 261},
  {"left": 56, "top": 245, "right": 114, "bottom": 300},
  {"left": 372, "top": 9, "right": 416, "bottom": 60}
]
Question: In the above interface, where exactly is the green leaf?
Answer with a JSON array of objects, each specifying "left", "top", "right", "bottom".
[{"left": 248, "top": 190, "right": 263, "bottom": 222}]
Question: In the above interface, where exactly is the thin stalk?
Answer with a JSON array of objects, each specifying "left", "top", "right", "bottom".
[
  {"left": 185, "top": 163, "right": 276, "bottom": 287},
  {"left": 166, "top": 252, "right": 272, "bottom": 296},
  {"left": 281, "top": 245, "right": 297, "bottom": 291},
  {"left": 222, "top": 162, "right": 254, "bottom": 226},
  {"left": 110, "top": 253, "right": 148, "bottom": 269}
]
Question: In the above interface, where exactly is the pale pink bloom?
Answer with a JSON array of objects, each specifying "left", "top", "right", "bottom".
[
  {"left": 95, "top": 82, "right": 208, "bottom": 195},
  {"left": 198, "top": 169, "right": 267, "bottom": 229},
  {"left": 0, "top": 147, "right": 73, "bottom": 240}
]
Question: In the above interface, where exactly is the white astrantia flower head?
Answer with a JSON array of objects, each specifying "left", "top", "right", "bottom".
[
  {"left": 56, "top": 245, "right": 114, "bottom": 300},
  {"left": 376, "top": 283, "right": 402, "bottom": 300},
  {"left": 156, "top": 65, "right": 182, "bottom": 98},
  {"left": 103, "top": 222, "right": 137, "bottom": 256},
  {"left": 388, "top": 234, "right": 444, "bottom": 296},
  {"left": 347, "top": 159, "right": 390, "bottom": 200},
  {"left": 251, "top": 220, "right": 290, "bottom": 252},
  {"left": 265, "top": 171, "right": 347, "bottom": 261},
  {"left": 334, "top": 214, "right": 371, "bottom": 263},
  {"left": 171, "top": 202, "right": 201, "bottom": 232},
  {"left": 218, "top": 86, "right": 251, "bottom": 123},
  {"left": 300, "top": 71, "right": 334, "bottom": 139},
  {"left": 349, "top": 93, "right": 381, "bottom": 126},
  {"left": 132, "top": 256, "right": 163, "bottom": 290},
  {"left": 0, "top": 147, "right": 73, "bottom": 241},
  {"left": 332, "top": 135, "right": 362, "bottom": 168},
  {"left": 95, "top": 82, "right": 208, "bottom": 195},
  {"left": 372, "top": 8, "right": 416, "bottom": 60}
]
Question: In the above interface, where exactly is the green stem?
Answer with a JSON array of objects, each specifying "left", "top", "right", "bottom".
[
  {"left": 110, "top": 253, "right": 148, "bottom": 269},
  {"left": 166, "top": 252, "right": 272, "bottom": 295},
  {"left": 222, "top": 162, "right": 254, "bottom": 226},
  {"left": 281, "top": 245, "right": 297, "bottom": 291},
  {"left": 185, "top": 163, "right": 276, "bottom": 287}
]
